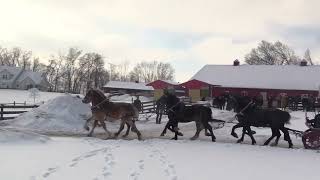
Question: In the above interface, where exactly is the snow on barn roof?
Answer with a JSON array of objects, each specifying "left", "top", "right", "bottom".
[
  {"left": 104, "top": 81, "right": 154, "bottom": 91},
  {"left": 191, "top": 64, "right": 320, "bottom": 91},
  {"left": 161, "top": 80, "right": 180, "bottom": 85}
]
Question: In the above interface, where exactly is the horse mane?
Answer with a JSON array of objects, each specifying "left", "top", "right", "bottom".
[{"left": 92, "top": 89, "right": 107, "bottom": 100}]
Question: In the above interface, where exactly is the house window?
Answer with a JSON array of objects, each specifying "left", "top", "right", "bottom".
[{"left": 2, "top": 74, "right": 8, "bottom": 79}]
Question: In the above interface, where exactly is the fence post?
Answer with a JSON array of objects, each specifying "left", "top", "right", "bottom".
[
  {"left": 14, "top": 101, "right": 15, "bottom": 106},
  {"left": 0, "top": 104, "right": 3, "bottom": 120}
]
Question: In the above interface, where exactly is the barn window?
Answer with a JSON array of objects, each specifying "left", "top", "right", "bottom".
[{"left": 280, "top": 93, "right": 287, "bottom": 97}]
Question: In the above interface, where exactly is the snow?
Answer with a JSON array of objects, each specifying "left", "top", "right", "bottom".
[
  {"left": 104, "top": 81, "right": 154, "bottom": 91},
  {"left": 0, "top": 128, "right": 50, "bottom": 144},
  {"left": 0, "top": 89, "right": 65, "bottom": 104},
  {"left": 1, "top": 92, "right": 320, "bottom": 180},
  {"left": 191, "top": 64, "right": 320, "bottom": 91},
  {"left": 0, "top": 137, "right": 319, "bottom": 180},
  {"left": 6, "top": 95, "right": 91, "bottom": 134}
]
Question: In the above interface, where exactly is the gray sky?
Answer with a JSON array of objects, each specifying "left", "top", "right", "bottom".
[{"left": 1, "top": 0, "right": 319, "bottom": 82}]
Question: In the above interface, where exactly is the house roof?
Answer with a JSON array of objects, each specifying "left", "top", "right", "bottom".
[
  {"left": 17, "top": 70, "right": 44, "bottom": 84},
  {"left": 0, "top": 65, "right": 45, "bottom": 84},
  {"left": 0, "top": 65, "right": 22, "bottom": 82},
  {"left": 104, "top": 81, "right": 154, "bottom": 91},
  {"left": 191, "top": 64, "right": 320, "bottom": 91}
]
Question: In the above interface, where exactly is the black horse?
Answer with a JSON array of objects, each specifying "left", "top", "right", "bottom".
[
  {"left": 230, "top": 95, "right": 293, "bottom": 148},
  {"left": 160, "top": 93, "right": 216, "bottom": 142}
]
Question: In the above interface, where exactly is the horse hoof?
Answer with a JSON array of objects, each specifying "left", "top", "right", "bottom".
[
  {"left": 177, "top": 132, "right": 183, "bottom": 136},
  {"left": 212, "top": 139, "right": 216, "bottom": 142},
  {"left": 160, "top": 133, "right": 165, "bottom": 136},
  {"left": 270, "top": 142, "right": 278, "bottom": 146},
  {"left": 289, "top": 144, "right": 293, "bottom": 148},
  {"left": 205, "top": 133, "right": 211, "bottom": 136},
  {"left": 122, "top": 134, "right": 128, "bottom": 138},
  {"left": 252, "top": 142, "right": 256, "bottom": 145},
  {"left": 231, "top": 132, "right": 238, "bottom": 138},
  {"left": 237, "top": 139, "right": 243, "bottom": 143}
]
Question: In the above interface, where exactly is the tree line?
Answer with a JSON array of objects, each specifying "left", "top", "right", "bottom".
[{"left": 0, "top": 46, "right": 175, "bottom": 93}]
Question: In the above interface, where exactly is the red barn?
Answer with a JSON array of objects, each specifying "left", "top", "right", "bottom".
[
  {"left": 180, "top": 79, "right": 216, "bottom": 102},
  {"left": 147, "top": 80, "right": 185, "bottom": 99},
  {"left": 185, "top": 61, "right": 320, "bottom": 102}
]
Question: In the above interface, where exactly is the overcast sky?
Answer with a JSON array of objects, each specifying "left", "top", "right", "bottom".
[{"left": 1, "top": 0, "right": 319, "bottom": 82}]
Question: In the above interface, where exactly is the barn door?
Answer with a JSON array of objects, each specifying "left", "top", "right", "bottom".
[
  {"left": 189, "top": 89, "right": 201, "bottom": 102},
  {"left": 260, "top": 92, "right": 268, "bottom": 108}
]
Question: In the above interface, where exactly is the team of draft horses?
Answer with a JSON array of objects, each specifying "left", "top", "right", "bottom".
[{"left": 82, "top": 89, "right": 301, "bottom": 148}]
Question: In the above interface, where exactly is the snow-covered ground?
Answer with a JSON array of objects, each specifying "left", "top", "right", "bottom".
[
  {"left": 0, "top": 93, "right": 319, "bottom": 180},
  {"left": 0, "top": 89, "right": 65, "bottom": 104}
]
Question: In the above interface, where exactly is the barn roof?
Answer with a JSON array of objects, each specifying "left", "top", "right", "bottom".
[
  {"left": 103, "top": 81, "right": 154, "bottom": 91},
  {"left": 147, "top": 80, "right": 180, "bottom": 89},
  {"left": 191, "top": 64, "right": 320, "bottom": 91}
]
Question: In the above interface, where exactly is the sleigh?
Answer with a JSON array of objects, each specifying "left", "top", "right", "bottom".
[{"left": 287, "top": 113, "right": 320, "bottom": 150}]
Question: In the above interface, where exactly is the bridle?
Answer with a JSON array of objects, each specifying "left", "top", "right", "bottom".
[{"left": 90, "top": 90, "right": 109, "bottom": 110}]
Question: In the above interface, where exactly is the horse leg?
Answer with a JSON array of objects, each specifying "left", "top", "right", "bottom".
[
  {"left": 160, "top": 121, "right": 170, "bottom": 136},
  {"left": 271, "top": 129, "right": 281, "bottom": 146},
  {"left": 281, "top": 127, "right": 293, "bottom": 148},
  {"left": 114, "top": 121, "right": 125, "bottom": 138},
  {"left": 231, "top": 123, "right": 243, "bottom": 138},
  {"left": 190, "top": 122, "right": 204, "bottom": 140},
  {"left": 237, "top": 126, "right": 246, "bottom": 143},
  {"left": 122, "top": 123, "right": 131, "bottom": 137},
  {"left": 263, "top": 128, "right": 277, "bottom": 146},
  {"left": 100, "top": 120, "right": 112, "bottom": 138},
  {"left": 88, "top": 120, "right": 98, "bottom": 137},
  {"left": 246, "top": 126, "right": 256, "bottom": 145},
  {"left": 204, "top": 123, "right": 216, "bottom": 142},
  {"left": 130, "top": 120, "right": 142, "bottom": 140},
  {"left": 84, "top": 116, "right": 92, "bottom": 131}
]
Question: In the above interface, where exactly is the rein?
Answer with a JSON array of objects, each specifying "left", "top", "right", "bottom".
[
  {"left": 237, "top": 100, "right": 254, "bottom": 115},
  {"left": 167, "top": 101, "right": 182, "bottom": 113}
]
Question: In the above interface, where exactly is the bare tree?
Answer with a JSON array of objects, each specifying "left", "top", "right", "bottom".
[
  {"left": 304, "top": 49, "right": 314, "bottom": 65},
  {"left": 245, "top": 40, "right": 301, "bottom": 65},
  {"left": 130, "top": 61, "right": 175, "bottom": 83}
]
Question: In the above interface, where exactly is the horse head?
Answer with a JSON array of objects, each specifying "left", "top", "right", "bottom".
[
  {"left": 82, "top": 89, "right": 94, "bottom": 104},
  {"left": 82, "top": 89, "right": 108, "bottom": 105}
]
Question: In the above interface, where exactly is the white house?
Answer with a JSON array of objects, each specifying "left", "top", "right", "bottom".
[{"left": 0, "top": 65, "right": 51, "bottom": 91}]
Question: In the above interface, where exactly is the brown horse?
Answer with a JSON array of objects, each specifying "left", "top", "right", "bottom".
[{"left": 82, "top": 89, "right": 142, "bottom": 140}]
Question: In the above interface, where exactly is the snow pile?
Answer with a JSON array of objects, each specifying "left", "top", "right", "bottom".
[
  {"left": 7, "top": 95, "right": 91, "bottom": 133},
  {"left": 0, "top": 128, "right": 50, "bottom": 144}
]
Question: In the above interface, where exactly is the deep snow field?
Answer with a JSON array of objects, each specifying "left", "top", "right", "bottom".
[{"left": 0, "top": 91, "right": 319, "bottom": 180}]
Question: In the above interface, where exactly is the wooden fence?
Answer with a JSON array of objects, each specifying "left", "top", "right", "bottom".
[
  {"left": 0, "top": 103, "right": 39, "bottom": 120},
  {"left": 140, "top": 100, "right": 156, "bottom": 113}
]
